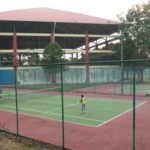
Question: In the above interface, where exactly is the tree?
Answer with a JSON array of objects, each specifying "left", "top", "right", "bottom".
[
  {"left": 41, "top": 42, "right": 65, "bottom": 85},
  {"left": 112, "top": 38, "right": 137, "bottom": 60},
  {"left": 119, "top": 1, "right": 150, "bottom": 59},
  {"left": 42, "top": 42, "right": 64, "bottom": 64},
  {"left": 112, "top": 2, "right": 150, "bottom": 82}
]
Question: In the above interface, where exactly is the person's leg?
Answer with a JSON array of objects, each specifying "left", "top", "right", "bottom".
[
  {"left": 83, "top": 104, "right": 86, "bottom": 113},
  {"left": 81, "top": 104, "right": 83, "bottom": 114}
]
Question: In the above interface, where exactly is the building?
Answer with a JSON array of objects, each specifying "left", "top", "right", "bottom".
[
  {"left": 0, "top": 7, "right": 120, "bottom": 66},
  {"left": 0, "top": 7, "right": 121, "bottom": 83}
]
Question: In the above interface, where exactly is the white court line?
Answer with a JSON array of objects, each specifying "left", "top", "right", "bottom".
[
  {"left": 14, "top": 97, "right": 133, "bottom": 115},
  {"left": 30, "top": 100, "right": 61, "bottom": 105},
  {"left": 45, "top": 102, "right": 80, "bottom": 113},
  {"left": 3, "top": 94, "right": 62, "bottom": 105},
  {"left": 49, "top": 112, "right": 104, "bottom": 122},
  {"left": 45, "top": 98, "right": 133, "bottom": 114},
  {"left": 0, "top": 105, "right": 103, "bottom": 123},
  {"left": 0, "top": 105, "right": 45, "bottom": 114},
  {"left": 92, "top": 98, "right": 132, "bottom": 104},
  {"left": 0, "top": 108, "right": 97, "bottom": 127},
  {"left": 0, "top": 99, "right": 146, "bottom": 128},
  {"left": 96, "top": 101, "right": 146, "bottom": 127},
  {"left": 45, "top": 99, "right": 95, "bottom": 113},
  {"left": 0, "top": 98, "right": 100, "bottom": 122}
]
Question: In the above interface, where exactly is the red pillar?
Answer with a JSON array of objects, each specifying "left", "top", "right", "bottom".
[
  {"left": 50, "top": 32, "right": 55, "bottom": 43},
  {"left": 13, "top": 31, "right": 17, "bottom": 66},
  {"left": 85, "top": 32, "right": 90, "bottom": 82}
]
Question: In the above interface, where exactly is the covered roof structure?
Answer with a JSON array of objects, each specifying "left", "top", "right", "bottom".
[
  {"left": 0, "top": 7, "right": 120, "bottom": 50},
  {"left": 0, "top": 7, "right": 119, "bottom": 24}
]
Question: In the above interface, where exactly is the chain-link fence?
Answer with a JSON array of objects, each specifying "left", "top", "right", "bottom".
[{"left": 0, "top": 59, "right": 150, "bottom": 150}]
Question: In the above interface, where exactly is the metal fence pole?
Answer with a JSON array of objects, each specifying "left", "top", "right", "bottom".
[
  {"left": 132, "top": 66, "right": 136, "bottom": 150},
  {"left": 120, "top": 34, "right": 124, "bottom": 95},
  {"left": 94, "top": 68, "right": 96, "bottom": 94},
  {"left": 14, "top": 66, "right": 19, "bottom": 135},
  {"left": 60, "top": 64, "right": 65, "bottom": 149},
  {"left": 113, "top": 69, "right": 116, "bottom": 95}
]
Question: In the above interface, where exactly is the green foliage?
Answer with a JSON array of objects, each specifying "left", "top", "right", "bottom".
[
  {"left": 118, "top": 1, "right": 150, "bottom": 59},
  {"left": 41, "top": 42, "right": 64, "bottom": 64},
  {"left": 112, "top": 38, "right": 137, "bottom": 60},
  {"left": 41, "top": 42, "right": 68, "bottom": 84}
]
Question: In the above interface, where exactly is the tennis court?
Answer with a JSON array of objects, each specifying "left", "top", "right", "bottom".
[
  {"left": 0, "top": 90, "right": 144, "bottom": 127},
  {"left": 115, "top": 84, "right": 150, "bottom": 93},
  {"left": 0, "top": 61, "right": 150, "bottom": 150}
]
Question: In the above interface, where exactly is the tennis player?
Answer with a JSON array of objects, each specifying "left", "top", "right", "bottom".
[{"left": 80, "top": 95, "right": 86, "bottom": 114}]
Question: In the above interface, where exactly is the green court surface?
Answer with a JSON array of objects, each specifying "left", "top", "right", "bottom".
[{"left": 0, "top": 91, "right": 143, "bottom": 127}]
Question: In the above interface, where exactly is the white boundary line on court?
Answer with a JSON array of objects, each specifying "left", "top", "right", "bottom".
[
  {"left": 96, "top": 101, "right": 146, "bottom": 127},
  {"left": 0, "top": 104, "right": 103, "bottom": 123},
  {"left": 45, "top": 98, "right": 95, "bottom": 113},
  {"left": 45, "top": 98, "right": 132, "bottom": 114},
  {"left": 49, "top": 112, "right": 104, "bottom": 122},
  {"left": 0, "top": 99, "right": 147, "bottom": 128},
  {"left": 0, "top": 107, "right": 97, "bottom": 128},
  {"left": 0, "top": 105, "right": 46, "bottom": 114},
  {"left": 45, "top": 102, "right": 80, "bottom": 113},
  {"left": 30, "top": 100, "right": 61, "bottom": 105}
]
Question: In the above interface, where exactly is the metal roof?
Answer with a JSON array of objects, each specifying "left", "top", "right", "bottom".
[
  {"left": 0, "top": 7, "right": 119, "bottom": 24},
  {"left": 0, "top": 8, "right": 120, "bottom": 50}
]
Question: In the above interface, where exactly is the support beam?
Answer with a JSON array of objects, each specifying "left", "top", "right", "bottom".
[
  {"left": 105, "top": 38, "right": 108, "bottom": 49},
  {"left": 50, "top": 32, "right": 55, "bottom": 43},
  {"left": 71, "top": 53, "right": 73, "bottom": 60},
  {"left": 85, "top": 32, "right": 90, "bottom": 82},
  {"left": 51, "top": 22, "right": 56, "bottom": 43},
  {"left": 0, "top": 32, "right": 121, "bottom": 38},
  {"left": 13, "top": 31, "right": 17, "bottom": 66},
  {"left": 76, "top": 53, "right": 78, "bottom": 59},
  {"left": 18, "top": 53, "right": 21, "bottom": 65},
  {"left": 36, "top": 53, "right": 39, "bottom": 65},
  {"left": 89, "top": 37, "right": 119, "bottom": 49},
  {"left": 0, "top": 49, "right": 115, "bottom": 54}
]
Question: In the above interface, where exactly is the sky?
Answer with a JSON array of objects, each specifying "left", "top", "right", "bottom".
[{"left": 0, "top": 0, "right": 149, "bottom": 21}]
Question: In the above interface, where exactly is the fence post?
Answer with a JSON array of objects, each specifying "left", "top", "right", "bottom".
[
  {"left": 120, "top": 34, "right": 124, "bottom": 95},
  {"left": 14, "top": 66, "right": 19, "bottom": 135},
  {"left": 113, "top": 69, "right": 116, "bottom": 95},
  {"left": 132, "top": 65, "right": 136, "bottom": 150},
  {"left": 60, "top": 64, "right": 65, "bottom": 149}
]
